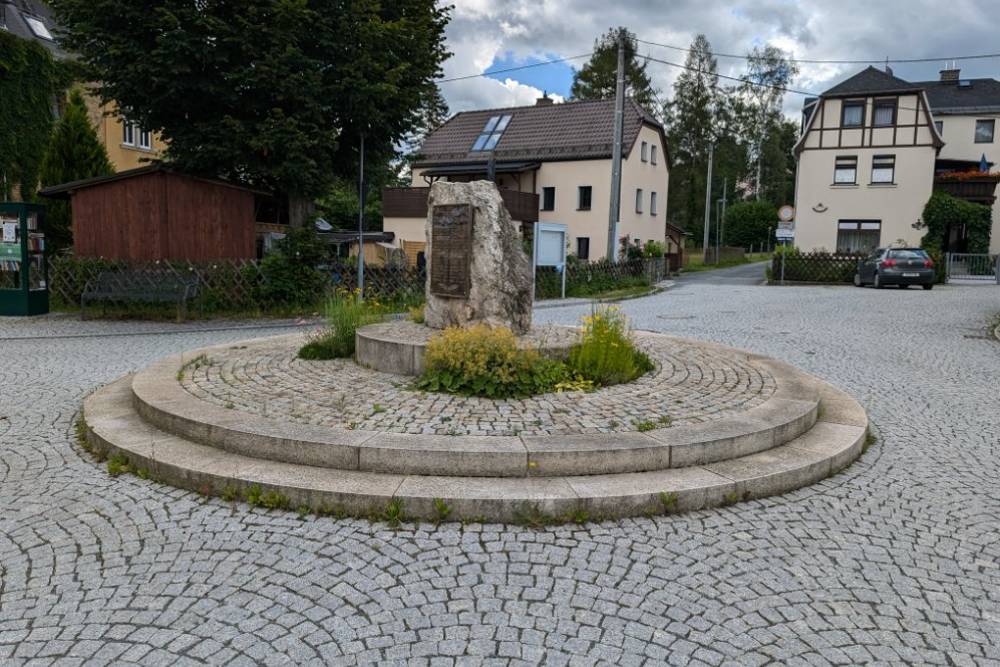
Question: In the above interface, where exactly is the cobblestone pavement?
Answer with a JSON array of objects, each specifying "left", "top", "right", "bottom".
[
  {"left": 180, "top": 332, "right": 774, "bottom": 437},
  {"left": 2, "top": 285, "right": 1000, "bottom": 665}
]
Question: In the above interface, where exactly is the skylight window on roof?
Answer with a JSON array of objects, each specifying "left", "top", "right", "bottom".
[
  {"left": 471, "top": 114, "right": 512, "bottom": 152},
  {"left": 25, "top": 16, "right": 53, "bottom": 40},
  {"left": 959, "top": 80, "right": 971, "bottom": 88}
]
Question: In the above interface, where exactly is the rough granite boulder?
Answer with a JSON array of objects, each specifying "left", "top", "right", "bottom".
[{"left": 424, "top": 181, "right": 533, "bottom": 334}]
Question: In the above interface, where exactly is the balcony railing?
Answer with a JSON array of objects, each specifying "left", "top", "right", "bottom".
[
  {"left": 383, "top": 187, "right": 540, "bottom": 222},
  {"left": 934, "top": 175, "right": 1000, "bottom": 204}
]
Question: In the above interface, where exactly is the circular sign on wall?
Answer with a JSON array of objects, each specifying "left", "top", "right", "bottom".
[{"left": 778, "top": 205, "right": 795, "bottom": 222}]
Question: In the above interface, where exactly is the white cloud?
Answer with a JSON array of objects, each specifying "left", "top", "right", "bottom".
[{"left": 439, "top": 0, "right": 1000, "bottom": 118}]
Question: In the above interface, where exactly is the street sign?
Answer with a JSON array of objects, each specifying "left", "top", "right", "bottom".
[
  {"left": 778, "top": 205, "right": 795, "bottom": 222},
  {"left": 775, "top": 228, "right": 794, "bottom": 240}
]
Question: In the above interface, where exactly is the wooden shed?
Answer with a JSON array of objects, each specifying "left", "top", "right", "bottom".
[{"left": 39, "top": 165, "right": 265, "bottom": 261}]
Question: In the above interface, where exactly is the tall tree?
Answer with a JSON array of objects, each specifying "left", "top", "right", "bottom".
[
  {"left": 735, "top": 45, "right": 798, "bottom": 200},
  {"left": 663, "top": 34, "right": 725, "bottom": 235},
  {"left": 50, "top": 0, "right": 451, "bottom": 226},
  {"left": 571, "top": 28, "right": 658, "bottom": 113},
  {"left": 37, "top": 89, "right": 114, "bottom": 253},
  {"left": 756, "top": 118, "right": 798, "bottom": 206}
]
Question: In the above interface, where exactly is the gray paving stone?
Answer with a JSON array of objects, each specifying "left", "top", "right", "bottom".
[{"left": 0, "top": 287, "right": 995, "bottom": 664}]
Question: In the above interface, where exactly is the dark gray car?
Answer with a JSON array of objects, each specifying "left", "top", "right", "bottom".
[{"left": 854, "top": 248, "right": 935, "bottom": 290}]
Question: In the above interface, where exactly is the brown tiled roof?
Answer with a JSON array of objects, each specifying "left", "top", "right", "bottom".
[{"left": 413, "top": 98, "right": 666, "bottom": 167}]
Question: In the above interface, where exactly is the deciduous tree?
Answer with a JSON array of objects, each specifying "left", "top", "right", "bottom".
[{"left": 50, "top": 0, "right": 451, "bottom": 226}]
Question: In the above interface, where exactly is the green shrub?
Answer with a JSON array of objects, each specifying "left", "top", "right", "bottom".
[
  {"left": 642, "top": 240, "right": 666, "bottom": 258},
  {"left": 723, "top": 201, "right": 778, "bottom": 249},
  {"left": 414, "top": 325, "right": 569, "bottom": 399},
  {"left": 567, "top": 306, "right": 653, "bottom": 385},
  {"left": 919, "top": 191, "right": 992, "bottom": 254},
  {"left": 298, "top": 289, "right": 384, "bottom": 360},
  {"left": 257, "top": 227, "right": 330, "bottom": 307}
]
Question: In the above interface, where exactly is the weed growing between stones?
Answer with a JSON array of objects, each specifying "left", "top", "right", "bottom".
[
  {"left": 382, "top": 499, "right": 405, "bottom": 527},
  {"left": 659, "top": 492, "right": 679, "bottom": 513},
  {"left": 432, "top": 498, "right": 452, "bottom": 524},
  {"left": 106, "top": 453, "right": 131, "bottom": 477}
]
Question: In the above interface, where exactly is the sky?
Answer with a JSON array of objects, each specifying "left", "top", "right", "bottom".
[{"left": 437, "top": 0, "right": 1000, "bottom": 118}]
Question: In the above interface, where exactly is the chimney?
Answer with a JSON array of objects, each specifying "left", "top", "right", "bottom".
[
  {"left": 535, "top": 91, "right": 554, "bottom": 106},
  {"left": 940, "top": 68, "right": 961, "bottom": 83}
]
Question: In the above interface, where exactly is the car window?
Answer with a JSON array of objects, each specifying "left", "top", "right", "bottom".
[{"left": 887, "top": 249, "right": 928, "bottom": 259}]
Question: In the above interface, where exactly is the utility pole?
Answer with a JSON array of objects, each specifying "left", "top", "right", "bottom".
[
  {"left": 357, "top": 132, "right": 366, "bottom": 301},
  {"left": 702, "top": 142, "right": 714, "bottom": 263},
  {"left": 606, "top": 28, "right": 626, "bottom": 262}
]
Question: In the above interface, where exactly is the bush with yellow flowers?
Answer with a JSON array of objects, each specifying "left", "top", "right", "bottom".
[{"left": 414, "top": 325, "right": 569, "bottom": 398}]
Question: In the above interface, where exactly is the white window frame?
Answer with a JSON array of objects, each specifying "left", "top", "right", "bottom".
[
  {"left": 641, "top": 141, "right": 648, "bottom": 162},
  {"left": 138, "top": 126, "right": 152, "bottom": 150},
  {"left": 635, "top": 188, "right": 643, "bottom": 213},
  {"left": 975, "top": 119, "right": 995, "bottom": 144},
  {"left": 871, "top": 155, "right": 895, "bottom": 184},
  {"left": 650, "top": 145, "right": 657, "bottom": 165},
  {"left": 650, "top": 191, "right": 658, "bottom": 216},
  {"left": 833, "top": 155, "right": 857, "bottom": 184},
  {"left": 122, "top": 121, "right": 135, "bottom": 146}
]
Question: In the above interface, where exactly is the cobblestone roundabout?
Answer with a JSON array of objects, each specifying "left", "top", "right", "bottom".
[
  {"left": 2, "top": 284, "right": 999, "bottom": 665},
  {"left": 179, "top": 331, "right": 776, "bottom": 436}
]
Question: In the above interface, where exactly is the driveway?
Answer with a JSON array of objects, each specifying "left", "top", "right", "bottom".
[
  {"left": 676, "top": 259, "right": 769, "bottom": 285},
  {"left": 2, "top": 287, "right": 999, "bottom": 665}
]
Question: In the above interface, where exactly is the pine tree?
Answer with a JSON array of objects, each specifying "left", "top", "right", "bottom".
[
  {"left": 570, "top": 28, "right": 658, "bottom": 113},
  {"left": 37, "top": 89, "right": 114, "bottom": 253}
]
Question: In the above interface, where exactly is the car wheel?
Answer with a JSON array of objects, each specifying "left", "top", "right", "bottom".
[
  {"left": 853, "top": 272, "right": 862, "bottom": 287},
  {"left": 873, "top": 273, "right": 883, "bottom": 289},
  {"left": 923, "top": 283, "right": 933, "bottom": 291}
]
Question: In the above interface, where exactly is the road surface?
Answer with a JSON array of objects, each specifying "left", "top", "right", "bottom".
[{"left": 676, "top": 259, "right": 769, "bottom": 285}]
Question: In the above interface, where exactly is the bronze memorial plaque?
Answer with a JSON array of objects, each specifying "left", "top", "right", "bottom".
[{"left": 430, "top": 204, "right": 473, "bottom": 298}]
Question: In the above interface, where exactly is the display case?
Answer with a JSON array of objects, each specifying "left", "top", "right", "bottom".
[{"left": 0, "top": 202, "right": 49, "bottom": 316}]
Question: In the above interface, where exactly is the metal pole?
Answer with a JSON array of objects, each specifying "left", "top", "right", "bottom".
[
  {"left": 606, "top": 28, "right": 626, "bottom": 262},
  {"left": 715, "top": 199, "right": 721, "bottom": 263},
  {"left": 721, "top": 178, "right": 727, "bottom": 248},
  {"left": 702, "top": 142, "right": 714, "bottom": 263},
  {"left": 357, "top": 132, "right": 366, "bottom": 301},
  {"left": 755, "top": 140, "right": 762, "bottom": 202},
  {"left": 780, "top": 246, "right": 786, "bottom": 284}
]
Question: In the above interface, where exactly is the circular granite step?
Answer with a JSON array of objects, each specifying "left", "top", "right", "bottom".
[
  {"left": 130, "top": 333, "right": 825, "bottom": 478},
  {"left": 84, "top": 374, "right": 868, "bottom": 522}
]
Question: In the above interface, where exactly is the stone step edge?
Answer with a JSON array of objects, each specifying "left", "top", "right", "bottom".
[
  {"left": 86, "top": 377, "right": 867, "bottom": 523},
  {"left": 130, "top": 334, "right": 827, "bottom": 478}
]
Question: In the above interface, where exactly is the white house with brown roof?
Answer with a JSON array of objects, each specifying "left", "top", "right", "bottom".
[
  {"left": 383, "top": 97, "right": 672, "bottom": 263},
  {"left": 793, "top": 66, "right": 1000, "bottom": 254}
]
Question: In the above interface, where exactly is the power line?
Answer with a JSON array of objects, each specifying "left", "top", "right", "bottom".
[
  {"left": 636, "top": 38, "right": 1000, "bottom": 66},
  {"left": 641, "top": 52, "right": 934, "bottom": 115},
  {"left": 436, "top": 53, "right": 592, "bottom": 83}
]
